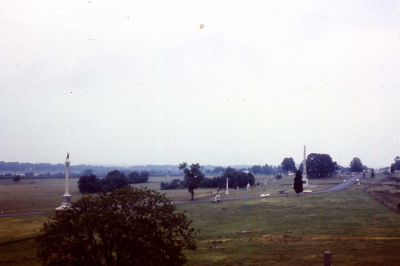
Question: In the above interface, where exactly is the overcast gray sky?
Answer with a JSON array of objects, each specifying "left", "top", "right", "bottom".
[{"left": 1, "top": 0, "right": 399, "bottom": 168}]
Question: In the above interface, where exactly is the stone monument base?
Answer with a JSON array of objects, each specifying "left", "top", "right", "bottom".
[{"left": 56, "top": 194, "right": 71, "bottom": 210}]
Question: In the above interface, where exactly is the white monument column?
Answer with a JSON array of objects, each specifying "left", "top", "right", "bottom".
[
  {"left": 56, "top": 153, "right": 72, "bottom": 210},
  {"left": 225, "top": 177, "right": 229, "bottom": 195},
  {"left": 302, "top": 145, "right": 309, "bottom": 187}
]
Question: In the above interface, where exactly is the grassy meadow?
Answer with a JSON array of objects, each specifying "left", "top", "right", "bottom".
[
  {"left": 1, "top": 175, "right": 399, "bottom": 265},
  {"left": 0, "top": 174, "right": 344, "bottom": 214}
]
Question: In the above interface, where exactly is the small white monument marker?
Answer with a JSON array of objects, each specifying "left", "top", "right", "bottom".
[
  {"left": 302, "top": 145, "right": 309, "bottom": 187},
  {"left": 225, "top": 177, "right": 229, "bottom": 195}
]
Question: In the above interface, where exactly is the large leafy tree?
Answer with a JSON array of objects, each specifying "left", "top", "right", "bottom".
[
  {"left": 37, "top": 187, "right": 196, "bottom": 266},
  {"left": 281, "top": 157, "right": 296, "bottom": 173},
  {"left": 179, "top": 162, "right": 205, "bottom": 201},
  {"left": 306, "top": 153, "right": 336, "bottom": 178},
  {"left": 350, "top": 157, "right": 363, "bottom": 173}
]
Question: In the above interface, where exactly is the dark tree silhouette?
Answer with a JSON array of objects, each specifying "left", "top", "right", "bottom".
[
  {"left": 127, "top": 171, "right": 149, "bottom": 184},
  {"left": 293, "top": 170, "right": 304, "bottom": 195},
  {"left": 350, "top": 157, "right": 363, "bottom": 173},
  {"left": 179, "top": 162, "right": 205, "bottom": 201},
  {"left": 390, "top": 164, "right": 395, "bottom": 174},
  {"left": 78, "top": 174, "right": 101, "bottom": 194},
  {"left": 392, "top": 157, "right": 400, "bottom": 171},
  {"left": 103, "top": 170, "right": 129, "bottom": 192},
  {"left": 281, "top": 157, "right": 297, "bottom": 173},
  {"left": 306, "top": 153, "right": 336, "bottom": 178},
  {"left": 36, "top": 187, "right": 196, "bottom": 266}
]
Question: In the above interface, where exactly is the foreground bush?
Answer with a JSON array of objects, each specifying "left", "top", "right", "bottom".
[{"left": 37, "top": 187, "right": 196, "bottom": 266}]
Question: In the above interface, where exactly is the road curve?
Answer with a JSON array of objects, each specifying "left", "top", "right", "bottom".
[{"left": 174, "top": 176, "right": 359, "bottom": 205}]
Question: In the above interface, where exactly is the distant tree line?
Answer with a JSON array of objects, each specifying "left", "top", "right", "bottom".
[
  {"left": 249, "top": 164, "right": 281, "bottom": 175},
  {"left": 161, "top": 167, "right": 255, "bottom": 191},
  {"left": 202, "top": 167, "right": 255, "bottom": 188},
  {"left": 0, "top": 161, "right": 183, "bottom": 177},
  {"left": 160, "top": 179, "right": 184, "bottom": 190},
  {"left": 0, "top": 161, "right": 65, "bottom": 172},
  {"left": 78, "top": 170, "right": 150, "bottom": 194},
  {"left": 0, "top": 172, "right": 79, "bottom": 180}
]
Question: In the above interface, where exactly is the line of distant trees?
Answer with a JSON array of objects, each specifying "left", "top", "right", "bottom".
[
  {"left": 5, "top": 153, "right": 393, "bottom": 185},
  {"left": 160, "top": 167, "right": 255, "bottom": 190},
  {"left": 0, "top": 161, "right": 183, "bottom": 177},
  {"left": 0, "top": 160, "right": 286, "bottom": 178},
  {"left": 0, "top": 172, "right": 79, "bottom": 180},
  {"left": 78, "top": 170, "right": 150, "bottom": 194}
]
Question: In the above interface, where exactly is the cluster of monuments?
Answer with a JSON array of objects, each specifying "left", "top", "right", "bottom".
[{"left": 213, "top": 145, "right": 314, "bottom": 202}]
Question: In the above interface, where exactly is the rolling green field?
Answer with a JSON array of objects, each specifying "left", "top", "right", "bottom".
[
  {"left": 0, "top": 175, "right": 343, "bottom": 214},
  {"left": 1, "top": 176, "right": 399, "bottom": 265}
]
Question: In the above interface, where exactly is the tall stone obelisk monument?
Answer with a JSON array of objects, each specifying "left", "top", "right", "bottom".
[
  {"left": 56, "top": 153, "right": 72, "bottom": 210},
  {"left": 302, "top": 145, "right": 309, "bottom": 187}
]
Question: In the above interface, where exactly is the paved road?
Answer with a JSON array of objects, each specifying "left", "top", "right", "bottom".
[
  {"left": 320, "top": 175, "right": 358, "bottom": 193},
  {"left": 0, "top": 176, "right": 359, "bottom": 218},
  {"left": 175, "top": 175, "right": 360, "bottom": 205}
]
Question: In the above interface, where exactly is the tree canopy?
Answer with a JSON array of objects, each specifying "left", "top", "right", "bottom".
[
  {"left": 200, "top": 167, "right": 255, "bottom": 189},
  {"left": 161, "top": 167, "right": 255, "bottom": 190},
  {"left": 391, "top": 156, "right": 400, "bottom": 172},
  {"left": 306, "top": 153, "right": 336, "bottom": 178},
  {"left": 350, "top": 157, "right": 364, "bottom": 173},
  {"left": 221, "top": 167, "right": 255, "bottom": 188},
  {"left": 78, "top": 174, "right": 101, "bottom": 194},
  {"left": 37, "top": 187, "right": 196, "bottom": 266},
  {"left": 179, "top": 162, "right": 205, "bottom": 200},
  {"left": 127, "top": 170, "right": 150, "bottom": 184},
  {"left": 103, "top": 170, "right": 129, "bottom": 192},
  {"left": 249, "top": 164, "right": 278, "bottom": 175},
  {"left": 281, "top": 157, "right": 296, "bottom": 173},
  {"left": 78, "top": 170, "right": 130, "bottom": 194}
]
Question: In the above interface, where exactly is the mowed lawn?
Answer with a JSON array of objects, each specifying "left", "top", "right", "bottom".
[
  {"left": 1, "top": 178, "right": 399, "bottom": 265},
  {"left": 181, "top": 186, "right": 400, "bottom": 266}
]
